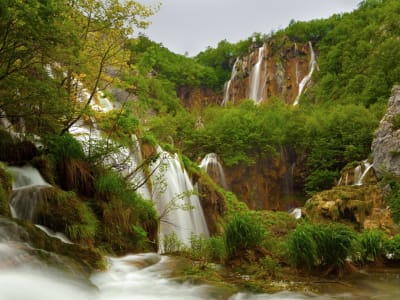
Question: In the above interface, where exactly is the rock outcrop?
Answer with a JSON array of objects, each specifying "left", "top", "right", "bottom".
[
  {"left": 177, "top": 86, "right": 221, "bottom": 109},
  {"left": 304, "top": 185, "right": 398, "bottom": 234},
  {"left": 372, "top": 85, "right": 400, "bottom": 177},
  {"left": 224, "top": 148, "right": 304, "bottom": 210}
]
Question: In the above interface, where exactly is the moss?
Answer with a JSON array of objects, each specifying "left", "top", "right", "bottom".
[
  {"left": 35, "top": 188, "right": 98, "bottom": 244},
  {"left": 0, "top": 163, "right": 11, "bottom": 217},
  {"left": 23, "top": 220, "right": 105, "bottom": 272}
]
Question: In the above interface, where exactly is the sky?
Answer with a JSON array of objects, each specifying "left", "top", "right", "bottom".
[{"left": 137, "top": 0, "right": 361, "bottom": 56}]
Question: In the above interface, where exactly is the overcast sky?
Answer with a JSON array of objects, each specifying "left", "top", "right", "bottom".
[{"left": 138, "top": 0, "right": 361, "bottom": 56}]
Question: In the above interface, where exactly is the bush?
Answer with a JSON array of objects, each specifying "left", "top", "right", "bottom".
[
  {"left": 162, "top": 232, "right": 185, "bottom": 253},
  {"left": 224, "top": 213, "right": 266, "bottom": 258},
  {"left": 46, "top": 133, "right": 85, "bottom": 163},
  {"left": 359, "top": 229, "right": 387, "bottom": 262},
  {"left": 287, "top": 223, "right": 359, "bottom": 272},
  {"left": 287, "top": 223, "right": 319, "bottom": 270},
  {"left": 189, "top": 235, "right": 227, "bottom": 264},
  {"left": 385, "top": 234, "right": 400, "bottom": 260}
]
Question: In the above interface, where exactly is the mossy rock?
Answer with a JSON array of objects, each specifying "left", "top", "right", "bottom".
[
  {"left": 35, "top": 187, "right": 98, "bottom": 244},
  {"left": 304, "top": 185, "right": 381, "bottom": 228},
  {"left": 0, "top": 164, "right": 11, "bottom": 217}
]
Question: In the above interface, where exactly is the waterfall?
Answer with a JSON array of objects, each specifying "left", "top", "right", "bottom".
[
  {"left": 199, "top": 153, "right": 227, "bottom": 189},
  {"left": 150, "top": 147, "right": 209, "bottom": 250},
  {"left": 8, "top": 165, "right": 51, "bottom": 221},
  {"left": 222, "top": 58, "right": 239, "bottom": 106},
  {"left": 293, "top": 41, "right": 316, "bottom": 106},
  {"left": 248, "top": 45, "right": 266, "bottom": 103},
  {"left": 354, "top": 160, "right": 374, "bottom": 186}
]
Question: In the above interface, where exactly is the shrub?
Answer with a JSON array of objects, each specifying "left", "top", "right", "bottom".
[
  {"left": 162, "top": 232, "right": 185, "bottom": 253},
  {"left": 224, "top": 213, "right": 266, "bottom": 258},
  {"left": 287, "top": 223, "right": 319, "bottom": 270},
  {"left": 46, "top": 133, "right": 85, "bottom": 163},
  {"left": 189, "top": 235, "right": 227, "bottom": 264},
  {"left": 385, "top": 234, "right": 400, "bottom": 260},
  {"left": 359, "top": 229, "right": 387, "bottom": 262},
  {"left": 287, "top": 223, "right": 359, "bottom": 272}
]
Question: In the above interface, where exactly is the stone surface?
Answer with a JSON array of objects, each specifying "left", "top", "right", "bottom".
[
  {"left": 304, "top": 184, "right": 398, "bottom": 233},
  {"left": 371, "top": 85, "right": 400, "bottom": 177},
  {"left": 224, "top": 40, "right": 313, "bottom": 105}
]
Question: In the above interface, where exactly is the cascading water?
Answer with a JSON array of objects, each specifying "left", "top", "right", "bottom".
[
  {"left": 222, "top": 58, "right": 239, "bottom": 106},
  {"left": 150, "top": 147, "right": 209, "bottom": 250},
  {"left": 248, "top": 45, "right": 266, "bottom": 103},
  {"left": 354, "top": 160, "right": 374, "bottom": 186},
  {"left": 8, "top": 165, "right": 51, "bottom": 221},
  {"left": 293, "top": 41, "right": 316, "bottom": 106},
  {"left": 70, "top": 88, "right": 209, "bottom": 248},
  {"left": 338, "top": 160, "right": 374, "bottom": 186},
  {"left": 199, "top": 153, "right": 227, "bottom": 189}
]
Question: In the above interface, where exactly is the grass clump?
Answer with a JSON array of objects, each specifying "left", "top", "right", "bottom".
[
  {"left": 359, "top": 229, "right": 387, "bottom": 262},
  {"left": 287, "top": 223, "right": 359, "bottom": 273},
  {"left": 224, "top": 213, "right": 266, "bottom": 258}
]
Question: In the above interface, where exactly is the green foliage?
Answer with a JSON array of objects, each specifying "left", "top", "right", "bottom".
[
  {"left": 380, "top": 173, "right": 400, "bottom": 223},
  {"left": 359, "top": 229, "right": 387, "bottom": 262},
  {"left": 37, "top": 188, "right": 98, "bottom": 243},
  {"left": 287, "top": 223, "right": 359, "bottom": 272},
  {"left": 391, "top": 114, "right": 400, "bottom": 131},
  {"left": 385, "top": 234, "right": 400, "bottom": 260},
  {"left": 287, "top": 223, "right": 319, "bottom": 270},
  {"left": 96, "top": 172, "right": 126, "bottom": 197},
  {"left": 162, "top": 232, "right": 185, "bottom": 253},
  {"left": 188, "top": 235, "right": 227, "bottom": 264},
  {"left": 46, "top": 133, "right": 86, "bottom": 164},
  {"left": 224, "top": 213, "right": 266, "bottom": 258}
]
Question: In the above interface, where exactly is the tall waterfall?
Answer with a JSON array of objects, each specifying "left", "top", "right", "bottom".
[
  {"left": 222, "top": 58, "right": 239, "bottom": 106},
  {"left": 248, "top": 45, "right": 266, "bottom": 103},
  {"left": 150, "top": 147, "right": 209, "bottom": 250},
  {"left": 199, "top": 153, "right": 227, "bottom": 189},
  {"left": 293, "top": 41, "right": 316, "bottom": 106},
  {"left": 70, "top": 89, "right": 209, "bottom": 247}
]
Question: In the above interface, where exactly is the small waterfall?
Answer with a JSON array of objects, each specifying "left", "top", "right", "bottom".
[
  {"left": 293, "top": 41, "right": 316, "bottom": 106},
  {"left": 8, "top": 165, "right": 51, "bottom": 221},
  {"left": 338, "top": 160, "right": 374, "bottom": 186},
  {"left": 150, "top": 147, "right": 209, "bottom": 250},
  {"left": 199, "top": 153, "right": 227, "bottom": 189},
  {"left": 354, "top": 160, "right": 374, "bottom": 186},
  {"left": 248, "top": 45, "right": 266, "bottom": 103},
  {"left": 222, "top": 58, "right": 239, "bottom": 106}
]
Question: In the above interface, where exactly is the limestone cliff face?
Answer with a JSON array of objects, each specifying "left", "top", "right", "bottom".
[
  {"left": 176, "top": 86, "right": 221, "bottom": 109},
  {"left": 372, "top": 85, "right": 400, "bottom": 177},
  {"left": 223, "top": 40, "right": 316, "bottom": 105},
  {"left": 223, "top": 148, "right": 304, "bottom": 210}
]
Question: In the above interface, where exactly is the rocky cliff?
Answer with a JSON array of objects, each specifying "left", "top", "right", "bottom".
[
  {"left": 223, "top": 39, "right": 316, "bottom": 105},
  {"left": 372, "top": 85, "right": 400, "bottom": 177},
  {"left": 223, "top": 148, "right": 304, "bottom": 210},
  {"left": 176, "top": 86, "right": 221, "bottom": 109}
]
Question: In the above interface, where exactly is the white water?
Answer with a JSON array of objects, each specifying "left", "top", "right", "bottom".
[
  {"left": 151, "top": 147, "right": 209, "bottom": 250},
  {"left": 35, "top": 224, "right": 73, "bottom": 244},
  {"left": 222, "top": 58, "right": 239, "bottom": 106},
  {"left": 293, "top": 41, "right": 316, "bottom": 106},
  {"left": 8, "top": 165, "right": 51, "bottom": 221},
  {"left": 199, "top": 153, "right": 228, "bottom": 189},
  {"left": 248, "top": 45, "right": 266, "bottom": 103},
  {"left": 354, "top": 160, "right": 374, "bottom": 186}
]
